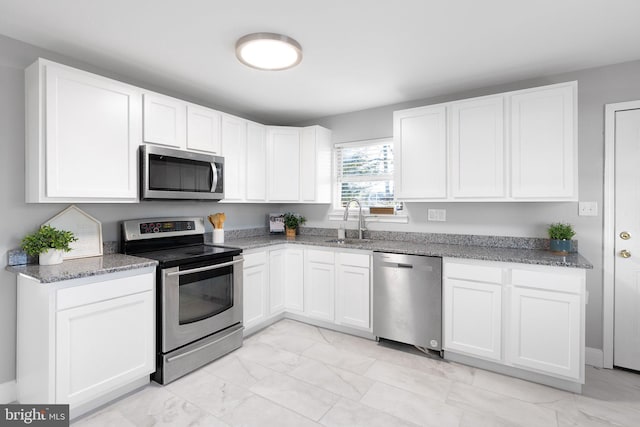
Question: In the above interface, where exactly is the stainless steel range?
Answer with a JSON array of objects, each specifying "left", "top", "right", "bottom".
[{"left": 121, "top": 217, "right": 243, "bottom": 384}]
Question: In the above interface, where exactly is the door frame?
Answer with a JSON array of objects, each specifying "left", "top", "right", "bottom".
[{"left": 603, "top": 100, "right": 640, "bottom": 368}]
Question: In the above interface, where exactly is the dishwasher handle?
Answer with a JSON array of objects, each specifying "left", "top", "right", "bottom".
[{"left": 378, "top": 261, "right": 432, "bottom": 271}]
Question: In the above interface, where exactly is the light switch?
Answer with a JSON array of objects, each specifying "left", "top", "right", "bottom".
[{"left": 578, "top": 201, "right": 598, "bottom": 217}]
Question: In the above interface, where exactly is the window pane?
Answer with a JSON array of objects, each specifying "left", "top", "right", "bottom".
[{"left": 336, "top": 139, "right": 400, "bottom": 209}]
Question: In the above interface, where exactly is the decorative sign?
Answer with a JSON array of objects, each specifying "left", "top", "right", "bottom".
[
  {"left": 44, "top": 205, "right": 103, "bottom": 259},
  {"left": 269, "top": 213, "right": 285, "bottom": 234}
]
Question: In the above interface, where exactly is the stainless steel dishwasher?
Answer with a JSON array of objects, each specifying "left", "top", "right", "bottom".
[{"left": 373, "top": 252, "right": 442, "bottom": 351}]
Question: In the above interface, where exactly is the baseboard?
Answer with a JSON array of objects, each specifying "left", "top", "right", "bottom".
[
  {"left": 586, "top": 347, "right": 604, "bottom": 368},
  {"left": 0, "top": 380, "right": 17, "bottom": 404}
]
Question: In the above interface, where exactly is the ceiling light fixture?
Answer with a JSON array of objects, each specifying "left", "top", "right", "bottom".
[{"left": 235, "top": 33, "right": 302, "bottom": 71}]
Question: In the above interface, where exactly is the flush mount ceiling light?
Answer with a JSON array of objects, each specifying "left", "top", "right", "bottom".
[{"left": 235, "top": 33, "right": 302, "bottom": 71}]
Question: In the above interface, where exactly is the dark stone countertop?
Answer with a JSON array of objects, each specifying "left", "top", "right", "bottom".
[{"left": 6, "top": 253, "right": 158, "bottom": 283}]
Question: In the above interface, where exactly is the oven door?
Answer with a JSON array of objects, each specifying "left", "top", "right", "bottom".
[
  {"left": 161, "top": 255, "right": 243, "bottom": 352},
  {"left": 141, "top": 144, "right": 224, "bottom": 200}
]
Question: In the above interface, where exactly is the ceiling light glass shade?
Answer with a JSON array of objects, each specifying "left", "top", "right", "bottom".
[{"left": 236, "top": 33, "right": 302, "bottom": 71}]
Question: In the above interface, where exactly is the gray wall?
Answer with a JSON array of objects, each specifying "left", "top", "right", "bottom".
[
  {"left": 291, "top": 58, "right": 640, "bottom": 353},
  {"left": 0, "top": 36, "right": 275, "bottom": 385}
]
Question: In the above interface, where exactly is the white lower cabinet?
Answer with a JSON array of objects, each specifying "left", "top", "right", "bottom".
[
  {"left": 444, "top": 278, "right": 502, "bottom": 361},
  {"left": 284, "top": 248, "right": 304, "bottom": 313},
  {"left": 17, "top": 267, "right": 155, "bottom": 417},
  {"left": 243, "top": 245, "right": 372, "bottom": 334},
  {"left": 335, "top": 252, "right": 371, "bottom": 330},
  {"left": 243, "top": 251, "right": 269, "bottom": 329},
  {"left": 443, "top": 258, "right": 585, "bottom": 385},
  {"left": 304, "top": 250, "right": 336, "bottom": 321}
]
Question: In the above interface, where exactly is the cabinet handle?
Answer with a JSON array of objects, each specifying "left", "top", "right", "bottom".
[{"left": 620, "top": 249, "right": 631, "bottom": 258}]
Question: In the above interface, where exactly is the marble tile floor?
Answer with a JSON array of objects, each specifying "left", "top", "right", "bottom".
[{"left": 73, "top": 319, "right": 640, "bottom": 427}]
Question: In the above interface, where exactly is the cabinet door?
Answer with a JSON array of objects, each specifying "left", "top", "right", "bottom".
[
  {"left": 285, "top": 248, "right": 304, "bottom": 312},
  {"left": 221, "top": 115, "right": 247, "bottom": 201},
  {"left": 300, "top": 127, "right": 318, "bottom": 202},
  {"left": 394, "top": 106, "right": 447, "bottom": 199},
  {"left": 301, "top": 126, "right": 332, "bottom": 203},
  {"left": 451, "top": 96, "right": 505, "bottom": 198},
  {"left": 335, "top": 254, "right": 370, "bottom": 330},
  {"left": 304, "top": 251, "right": 335, "bottom": 321},
  {"left": 508, "top": 286, "right": 581, "bottom": 379},
  {"left": 269, "top": 249, "right": 286, "bottom": 314},
  {"left": 187, "top": 104, "right": 221, "bottom": 153},
  {"left": 443, "top": 279, "right": 502, "bottom": 361},
  {"left": 246, "top": 123, "right": 267, "bottom": 201},
  {"left": 143, "top": 92, "right": 186, "bottom": 148},
  {"left": 510, "top": 84, "right": 576, "bottom": 199},
  {"left": 56, "top": 291, "right": 154, "bottom": 406},
  {"left": 243, "top": 252, "right": 269, "bottom": 329},
  {"left": 268, "top": 127, "right": 301, "bottom": 201},
  {"left": 44, "top": 64, "right": 140, "bottom": 200}
]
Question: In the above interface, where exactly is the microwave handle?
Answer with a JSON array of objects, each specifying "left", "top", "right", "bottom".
[{"left": 210, "top": 162, "right": 219, "bottom": 192}]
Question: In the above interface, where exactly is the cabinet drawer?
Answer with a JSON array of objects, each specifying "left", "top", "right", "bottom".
[
  {"left": 306, "top": 249, "right": 335, "bottom": 264},
  {"left": 445, "top": 262, "right": 502, "bottom": 284},
  {"left": 338, "top": 252, "right": 370, "bottom": 268},
  {"left": 244, "top": 251, "right": 267, "bottom": 268},
  {"left": 511, "top": 268, "right": 584, "bottom": 294},
  {"left": 57, "top": 271, "right": 154, "bottom": 311}
]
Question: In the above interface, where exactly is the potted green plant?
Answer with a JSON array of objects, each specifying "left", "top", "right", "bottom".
[
  {"left": 283, "top": 212, "right": 306, "bottom": 238},
  {"left": 547, "top": 222, "right": 575, "bottom": 255},
  {"left": 21, "top": 225, "right": 77, "bottom": 265}
]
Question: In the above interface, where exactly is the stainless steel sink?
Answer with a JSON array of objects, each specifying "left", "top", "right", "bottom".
[{"left": 325, "top": 238, "right": 372, "bottom": 244}]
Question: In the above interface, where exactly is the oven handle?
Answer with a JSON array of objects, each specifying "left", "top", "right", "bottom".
[
  {"left": 166, "top": 258, "right": 243, "bottom": 277},
  {"left": 166, "top": 329, "right": 236, "bottom": 363}
]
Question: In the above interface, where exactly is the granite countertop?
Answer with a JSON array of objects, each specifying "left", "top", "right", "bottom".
[
  {"left": 6, "top": 253, "right": 158, "bottom": 283},
  {"left": 220, "top": 234, "right": 593, "bottom": 269}
]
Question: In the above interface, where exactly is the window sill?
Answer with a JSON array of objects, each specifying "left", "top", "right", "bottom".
[{"left": 328, "top": 211, "right": 409, "bottom": 224}]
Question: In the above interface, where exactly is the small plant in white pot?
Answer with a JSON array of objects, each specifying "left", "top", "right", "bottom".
[
  {"left": 547, "top": 222, "right": 575, "bottom": 255},
  {"left": 21, "top": 225, "right": 77, "bottom": 265}
]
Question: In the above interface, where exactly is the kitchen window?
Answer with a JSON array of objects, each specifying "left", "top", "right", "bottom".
[{"left": 333, "top": 138, "right": 405, "bottom": 222}]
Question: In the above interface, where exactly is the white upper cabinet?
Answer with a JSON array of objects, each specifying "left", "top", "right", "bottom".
[
  {"left": 300, "top": 126, "right": 333, "bottom": 203},
  {"left": 510, "top": 83, "right": 577, "bottom": 200},
  {"left": 394, "top": 105, "right": 448, "bottom": 200},
  {"left": 246, "top": 122, "right": 267, "bottom": 202},
  {"left": 25, "top": 59, "right": 140, "bottom": 203},
  {"left": 450, "top": 96, "right": 505, "bottom": 198},
  {"left": 221, "top": 114, "right": 247, "bottom": 201},
  {"left": 143, "top": 92, "right": 186, "bottom": 149},
  {"left": 186, "top": 103, "right": 221, "bottom": 154},
  {"left": 393, "top": 81, "right": 577, "bottom": 202},
  {"left": 267, "top": 127, "right": 301, "bottom": 201}
]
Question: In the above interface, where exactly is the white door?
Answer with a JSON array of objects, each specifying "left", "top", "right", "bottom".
[
  {"left": 143, "top": 92, "right": 186, "bottom": 148},
  {"left": 394, "top": 105, "right": 447, "bottom": 199},
  {"left": 614, "top": 107, "right": 640, "bottom": 371},
  {"left": 221, "top": 115, "right": 247, "bottom": 201},
  {"left": 246, "top": 123, "right": 267, "bottom": 201},
  {"left": 508, "top": 286, "right": 581, "bottom": 379},
  {"left": 450, "top": 96, "right": 505, "bottom": 198},
  {"left": 269, "top": 249, "right": 286, "bottom": 314},
  {"left": 44, "top": 64, "right": 140, "bottom": 200},
  {"left": 304, "top": 250, "right": 335, "bottom": 321},
  {"left": 335, "top": 264, "right": 370, "bottom": 330},
  {"left": 243, "top": 252, "right": 269, "bottom": 329},
  {"left": 284, "top": 249, "right": 304, "bottom": 312},
  {"left": 268, "top": 127, "right": 301, "bottom": 201},
  {"left": 56, "top": 291, "right": 155, "bottom": 406},
  {"left": 443, "top": 279, "right": 502, "bottom": 361},
  {"left": 186, "top": 104, "right": 221, "bottom": 153}
]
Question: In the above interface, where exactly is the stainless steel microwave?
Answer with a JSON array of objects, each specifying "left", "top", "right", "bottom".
[{"left": 140, "top": 145, "right": 224, "bottom": 200}]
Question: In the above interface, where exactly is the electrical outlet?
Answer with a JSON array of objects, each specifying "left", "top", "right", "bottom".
[
  {"left": 578, "top": 201, "right": 598, "bottom": 217},
  {"left": 428, "top": 209, "right": 446, "bottom": 222}
]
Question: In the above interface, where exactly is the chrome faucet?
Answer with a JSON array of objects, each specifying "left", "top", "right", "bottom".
[{"left": 343, "top": 199, "right": 366, "bottom": 240}]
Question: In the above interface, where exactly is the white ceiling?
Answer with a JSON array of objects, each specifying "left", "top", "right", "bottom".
[{"left": 1, "top": 0, "right": 639, "bottom": 124}]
